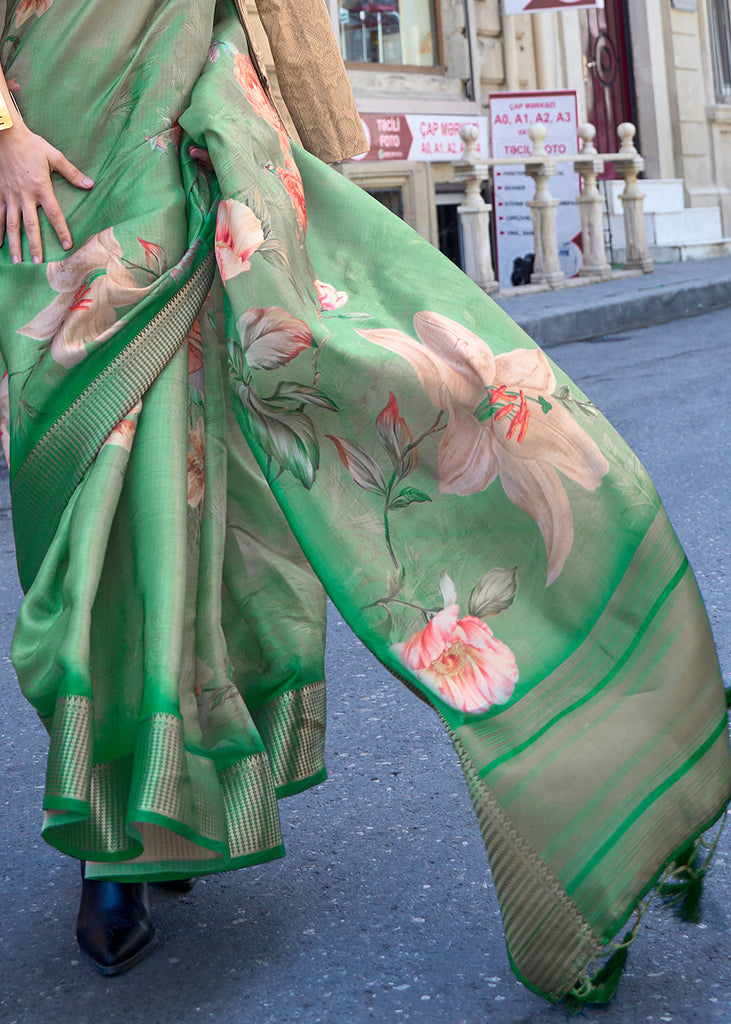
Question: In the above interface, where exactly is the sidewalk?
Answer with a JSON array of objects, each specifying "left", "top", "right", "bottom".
[{"left": 493, "top": 253, "right": 731, "bottom": 347}]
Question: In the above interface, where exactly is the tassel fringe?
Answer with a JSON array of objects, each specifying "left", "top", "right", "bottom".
[{"left": 565, "top": 810, "right": 727, "bottom": 1013}]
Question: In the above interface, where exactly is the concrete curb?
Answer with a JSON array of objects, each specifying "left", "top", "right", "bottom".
[{"left": 493, "top": 256, "right": 731, "bottom": 347}]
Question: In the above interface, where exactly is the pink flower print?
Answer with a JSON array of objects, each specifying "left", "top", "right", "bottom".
[
  {"left": 276, "top": 163, "right": 307, "bottom": 232},
  {"left": 15, "top": 0, "right": 53, "bottom": 27},
  {"left": 137, "top": 237, "right": 168, "bottom": 276},
  {"left": 18, "top": 228, "right": 153, "bottom": 368},
  {"left": 237, "top": 307, "right": 311, "bottom": 369},
  {"left": 359, "top": 312, "right": 608, "bottom": 585},
  {"left": 187, "top": 418, "right": 206, "bottom": 508},
  {"left": 105, "top": 400, "right": 142, "bottom": 453},
  {"left": 233, "top": 52, "right": 291, "bottom": 157},
  {"left": 215, "top": 200, "right": 265, "bottom": 284},
  {"left": 0, "top": 371, "right": 9, "bottom": 468},
  {"left": 314, "top": 279, "right": 348, "bottom": 311},
  {"left": 375, "top": 392, "right": 417, "bottom": 479},
  {"left": 145, "top": 117, "right": 182, "bottom": 154},
  {"left": 394, "top": 604, "right": 518, "bottom": 714}
]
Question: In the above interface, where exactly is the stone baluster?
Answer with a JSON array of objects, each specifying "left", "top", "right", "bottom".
[
  {"left": 524, "top": 124, "right": 565, "bottom": 287},
  {"left": 454, "top": 126, "right": 499, "bottom": 294},
  {"left": 574, "top": 124, "right": 611, "bottom": 279},
  {"left": 614, "top": 122, "right": 654, "bottom": 273}
]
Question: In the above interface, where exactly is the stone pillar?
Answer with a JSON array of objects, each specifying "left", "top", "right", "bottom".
[
  {"left": 502, "top": 0, "right": 519, "bottom": 92},
  {"left": 574, "top": 123, "right": 611, "bottom": 279},
  {"left": 524, "top": 124, "right": 565, "bottom": 288},
  {"left": 614, "top": 123, "right": 654, "bottom": 273},
  {"left": 454, "top": 126, "right": 499, "bottom": 294}
]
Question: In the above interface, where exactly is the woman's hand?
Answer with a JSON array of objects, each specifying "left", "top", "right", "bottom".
[{"left": 0, "top": 122, "right": 94, "bottom": 263}]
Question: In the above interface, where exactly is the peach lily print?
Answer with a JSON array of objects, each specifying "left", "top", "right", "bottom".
[
  {"left": 314, "top": 280, "right": 348, "bottom": 311},
  {"left": 277, "top": 158, "right": 307, "bottom": 233},
  {"left": 105, "top": 401, "right": 143, "bottom": 453},
  {"left": 18, "top": 228, "right": 153, "bottom": 368},
  {"left": 15, "top": 0, "right": 53, "bottom": 27},
  {"left": 359, "top": 312, "right": 609, "bottom": 585},
  {"left": 393, "top": 575, "right": 518, "bottom": 714},
  {"left": 232, "top": 52, "right": 291, "bottom": 158},
  {"left": 215, "top": 200, "right": 265, "bottom": 284}
]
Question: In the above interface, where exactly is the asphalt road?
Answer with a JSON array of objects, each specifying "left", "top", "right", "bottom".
[{"left": 1, "top": 308, "right": 729, "bottom": 1024}]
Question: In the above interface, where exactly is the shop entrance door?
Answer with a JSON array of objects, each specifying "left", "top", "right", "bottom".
[{"left": 582, "top": 0, "right": 636, "bottom": 169}]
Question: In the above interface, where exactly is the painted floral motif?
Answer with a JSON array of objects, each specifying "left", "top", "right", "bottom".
[
  {"left": 105, "top": 400, "right": 142, "bottom": 453},
  {"left": 137, "top": 237, "right": 168, "bottom": 276},
  {"left": 237, "top": 307, "right": 311, "bottom": 370},
  {"left": 392, "top": 574, "right": 518, "bottom": 714},
  {"left": 18, "top": 229, "right": 155, "bottom": 368},
  {"left": 0, "top": 371, "right": 9, "bottom": 468},
  {"left": 187, "top": 418, "right": 206, "bottom": 508},
  {"left": 215, "top": 200, "right": 265, "bottom": 284},
  {"left": 276, "top": 160, "right": 307, "bottom": 233},
  {"left": 229, "top": 304, "right": 337, "bottom": 490},
  {"left": 15, "top": 0, "right": 53, "bottom": 27},
  {"left": 314, "top": 280, "right": 348, "bottom": 311},
  {"left": 145, "top": 117, "right": 182, "bottom": 154},
  {"left": 359, "top": 312, "right": 609, "bottom": 584},
  {"left": 327, "top": 392, "right": 433, "bottom": 569},
  {"left": 232, "top": 52, "right": 290, "bottom": 157}
]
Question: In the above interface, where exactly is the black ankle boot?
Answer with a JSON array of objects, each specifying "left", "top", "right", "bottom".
[
  {"left": 76, "top": 862, "right": 155, "bottom": 975},
  {"left": 153, "top": 877, "right": 196, "bottom": 894}
]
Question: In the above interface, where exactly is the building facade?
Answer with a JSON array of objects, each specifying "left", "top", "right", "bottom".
[{"left": 251, "top": 0, "right": 731, "bottom": 265}]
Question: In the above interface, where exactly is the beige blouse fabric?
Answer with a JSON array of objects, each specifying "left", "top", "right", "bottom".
[{"left": 233, "top": 0, "right": 368, "bottom": 162}]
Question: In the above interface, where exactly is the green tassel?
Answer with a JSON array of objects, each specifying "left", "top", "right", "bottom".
[
  {"left": 725, "top": 689, "right": 731, "bottom": 709},
  {"left": 565, "top": 942, "right": 630, "bottom": 1014},
  {"left": 657, "top": 873, "right": 704, "bottom": 922}
]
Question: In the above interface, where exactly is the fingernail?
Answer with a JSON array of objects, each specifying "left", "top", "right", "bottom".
[
  {"left": 11, "top": 256, "right": 20, "bottom": 264},
  {"left": 32, "top": 255, "right": 41, "bottom": 264},
  {"left": 62, "top": 239, "right": 72, "bottom": 251},
  {"left": 82, "top": 177, "right": 94, "bottom": 187}
]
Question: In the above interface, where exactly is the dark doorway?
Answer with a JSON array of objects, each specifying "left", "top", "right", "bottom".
[
  {"left": 582, "top": 0, "right": 636, "bottom": 173},
  {"left": 436, "top": 202, "right": 463, "bottom": 269}
]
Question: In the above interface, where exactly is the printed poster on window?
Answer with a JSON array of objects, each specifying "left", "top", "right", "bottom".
[{"left": 489, "top": 91, "right": 582, "bottom": 286}]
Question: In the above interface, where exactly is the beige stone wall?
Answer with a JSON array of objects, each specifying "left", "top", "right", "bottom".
[
  {"left": 657, "top": 2, "right": 731, "bottom": 232},
  {"left": 252, "top": 0, "right": 731, "bottom": 237},
  {"left": 473, "top": 0, "right": 538, "bottom": 98}
]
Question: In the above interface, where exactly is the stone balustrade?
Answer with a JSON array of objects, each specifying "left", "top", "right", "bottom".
[{"left": 456, "top": 121, "right": 654, "bottom": 292}]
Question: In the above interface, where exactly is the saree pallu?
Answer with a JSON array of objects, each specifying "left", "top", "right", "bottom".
[{"left": 1, "top": 0, "right": 729, "bottom": 1005}]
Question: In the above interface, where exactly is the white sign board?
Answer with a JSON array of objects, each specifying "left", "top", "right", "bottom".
[
  {"left": 354, "top": 114, "right": 489, "bottom": 163},
  {"left": 489, "top": 91, "right": 582, "bottom": 286},
  {"left": 505, "top": 0, "right": 603, "bottom": 13}
]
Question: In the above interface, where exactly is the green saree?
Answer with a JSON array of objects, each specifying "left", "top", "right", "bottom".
[{"left": 1, "top": 0, "right": 729, "bottom": 1006}]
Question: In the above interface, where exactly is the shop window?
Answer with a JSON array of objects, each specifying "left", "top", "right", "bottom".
[
  {"left": 436, "top": 201, "right": 463, "bottom": 270},
  {"left": 339, "top": 0, "right": 440, "bottom": 67},
  {"left": 708, "top": 0, "right": 731, "bottom": 102}
]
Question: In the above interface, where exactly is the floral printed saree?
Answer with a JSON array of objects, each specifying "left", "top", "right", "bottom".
[{"left": 1, "top": 0, "right": 729, "bottom": 1007}]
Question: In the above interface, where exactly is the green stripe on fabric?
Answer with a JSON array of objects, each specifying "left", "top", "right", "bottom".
[
  {"left": 566, "top": 713, "right": 729, "bottom": 896},
  {"left": 502, "top": 613, "right": 689, "bottom": 814},
  {"left": 478, "top": 556, "right": 689, "bottom": 780},
  {"left": 11, "top": 214, "right": 217, "bottom": 591},
  {"left": 455, "top": 510, "right": 680, "bottom": 777}
]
